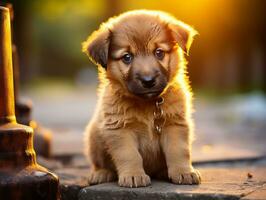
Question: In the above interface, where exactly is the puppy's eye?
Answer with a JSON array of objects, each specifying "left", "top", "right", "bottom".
[
  {"left": 154, "top": 48, "right": 165, "bottom": 60},
  {"left": 121, "top": 53, "right": 133, "bottom": 64}
]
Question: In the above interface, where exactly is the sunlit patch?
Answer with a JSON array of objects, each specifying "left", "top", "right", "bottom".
[
  {"left": 201, "top": 144, "right": 213, "bottom": 153},
  {"left": 30, "top": 120, "right": 38, "bottom": 129},
  {"left": 174, "top": 48, "right": 195, "bottom": 138}
]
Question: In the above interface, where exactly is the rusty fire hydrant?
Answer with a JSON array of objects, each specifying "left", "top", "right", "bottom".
[{"left": 0, "top": 6, "right": 59, "bottom": 199}]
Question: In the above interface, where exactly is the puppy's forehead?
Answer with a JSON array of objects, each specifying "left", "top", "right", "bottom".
[{"left": 110, "top": 14, "right": 172, "bottom": 53}]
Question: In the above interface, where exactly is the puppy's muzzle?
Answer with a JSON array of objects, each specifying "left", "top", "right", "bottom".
[
  {"left": 138, "top": 75, "right": 157, "bottom": 89},
  {"left": 127, "top": 69, "right": 167, "bottom": 99}
]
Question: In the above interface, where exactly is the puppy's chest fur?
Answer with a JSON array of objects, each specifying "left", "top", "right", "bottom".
[
  {"left": 100, "top": 85, "right": 186, "bottom": 133},
  {"left": 136, "top": 129, "right": 166, "bottom": 174},
  {"left": 98, "top": 85, "right": 186, "bottom": 168}
]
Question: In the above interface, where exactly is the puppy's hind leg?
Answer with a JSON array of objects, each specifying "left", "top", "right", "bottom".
[
  {"left": 84, "top": 122, "right": 116, "bottom": 185},
  {"left": 88, "top": 168, "right": 116, "bottom": 185}
]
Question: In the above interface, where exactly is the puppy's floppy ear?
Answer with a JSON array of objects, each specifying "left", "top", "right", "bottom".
[
  {"left": 82, "top": 26, "right": 111, "bottom": 69},
  {"left": 168, "top": 21, "right": 198, "bottom": 55}
]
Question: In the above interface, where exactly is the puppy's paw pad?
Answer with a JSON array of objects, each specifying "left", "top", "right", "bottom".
[
  {"left": 118, "top": 173, "right": 151, "bottom": 188},
  {"left": 169, "top": 169, "right": 201, "bottom": 185},
  {"left": 88, "top": 169, "right": 116, "bottom": 185}
]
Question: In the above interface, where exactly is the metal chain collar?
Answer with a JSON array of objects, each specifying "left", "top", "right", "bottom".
[{"left": 153, "top": 97, "right": 166, "bottom": 134}]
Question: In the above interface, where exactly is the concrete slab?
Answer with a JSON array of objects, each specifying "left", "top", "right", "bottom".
[
  {"left": 78, "top": 167, "right": 266, "bottom": 200},
  {"left": 243, "top": 187, "right": 266, "bottom": 200}
]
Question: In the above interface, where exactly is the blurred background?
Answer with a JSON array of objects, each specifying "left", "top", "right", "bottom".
[{"left": 2, "top": 0, "right": 266, "bottom": 164}]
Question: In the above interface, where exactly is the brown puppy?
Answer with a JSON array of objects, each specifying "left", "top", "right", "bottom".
[{"left": 82, "top": 10, "right": 201, "bottom": 187}]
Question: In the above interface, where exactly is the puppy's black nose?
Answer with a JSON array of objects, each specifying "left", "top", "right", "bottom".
[{"left": 139, "top": 75, "right": 156, "bottom": 88}]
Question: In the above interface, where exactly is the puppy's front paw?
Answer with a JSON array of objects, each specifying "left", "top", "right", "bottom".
[
  {"left": 118, "top": 172, "right": 151, "bottom": 188},
  {"left": 88, "top": 169, "right": 116, "bottom": 185},
  {"left": 169, "top": 168, "right": 201, "bottom": 185}
]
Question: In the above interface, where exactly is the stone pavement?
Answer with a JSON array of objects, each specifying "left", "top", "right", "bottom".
[
  {"left": 37, "top": 154, "right": 266, "bottom": 200},
  {"left": 53, "top": 162, "right": 266, "bottom": 200}
]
